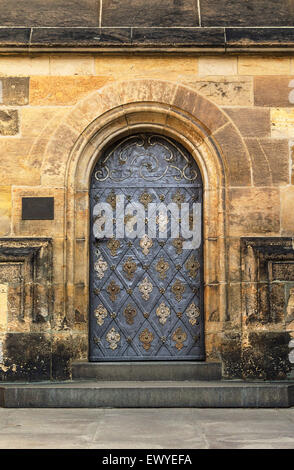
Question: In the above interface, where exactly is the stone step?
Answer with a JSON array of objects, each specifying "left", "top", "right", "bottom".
[
  {"left": 72, "top": 361, "right": 222, "bottom": 381},
  {"left": 0, "top": 380, "right": 293, "bottom": 408}
]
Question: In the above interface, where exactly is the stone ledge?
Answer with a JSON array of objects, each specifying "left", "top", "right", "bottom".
[
  {"left": 72, "top": 361, "right": 222, "bottom": 381},
  {"left": 1, "top": 27, "right": 294, "bottom": 53},
  {"left": 1, "top": 381, "right": 293, "bottom": 408},
  {"left": 226, "top": 28, "right": 294, "bottom": 50}
]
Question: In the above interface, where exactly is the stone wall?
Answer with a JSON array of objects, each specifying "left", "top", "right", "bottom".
[
  {"left": 0, "top": 54, "right": 293, "bottom": 380},
  {"left": 0, "top": 0, "right": 293, "bottom": 27}
]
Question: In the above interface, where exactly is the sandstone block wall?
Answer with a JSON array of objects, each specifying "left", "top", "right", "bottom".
[{"left": 0, "top": 54, "right": 293, "bottom": 381}]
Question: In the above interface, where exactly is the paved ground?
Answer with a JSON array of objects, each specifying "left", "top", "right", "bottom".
[{"left": 0, "top": 408, "right": 294, "bottom": 449}]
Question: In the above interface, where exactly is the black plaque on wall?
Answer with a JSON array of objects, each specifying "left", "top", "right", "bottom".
[{"left": 22, "top": 197, "right": 54, "bottom": 220}]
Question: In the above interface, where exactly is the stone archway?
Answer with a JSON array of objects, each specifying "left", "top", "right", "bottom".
[{"left": 40, "top": 79, "right": 252, "bottom": 361}]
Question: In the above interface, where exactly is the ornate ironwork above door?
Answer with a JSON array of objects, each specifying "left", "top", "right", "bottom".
[{"left": 89, "top": 133, "right": 204, "bottom": 361}]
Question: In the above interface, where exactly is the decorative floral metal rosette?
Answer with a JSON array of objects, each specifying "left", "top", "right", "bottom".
[
  {"left": 156, "top": 302, "right": 170, "bottom": 325},
  {"left": 138, "top": 276, "right": 153, "bottom": 301}
]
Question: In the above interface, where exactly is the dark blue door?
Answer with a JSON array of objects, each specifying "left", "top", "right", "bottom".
[{"left": 89, "top": 134, "right": 204, "bottom": 361}]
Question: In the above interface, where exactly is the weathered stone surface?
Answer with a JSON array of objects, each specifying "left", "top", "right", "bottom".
[
  {"left": 0, "top": 333, "right": 51, "bottom": 381},
  {"left": 0, "top": 187, "right": 11, "bottom": 236},
  {"left": 0, "top": 239, "right": 53, "bottom": 328},
  {"left": 2, "top": 25, "right": 294, "bottom": 52},
  {"left": 50, "top": 55, "right": 94, "bottom": 76},
  {"left": 0, "top": 0, "right": 100, "bottom": 27},
  {"left": 185, "top": 76, "right": 253, "bottom": 106},
  {"left": 286, "top": 289, "right": 294, "bottom": 331},
  {"left": 102, "top": 0, "right": 199, "bottom": 27},
  {"left": 200, "top": 0, "right": 294, "bottom": 26},
  {"left": 204, "top": 285, "right": 220, "bottom": 322},
  {"left": 270, "top": 283, "right": 286, "bottom": 324},
  {"left": 198, "top": 57, "right": 237, "bottom": 76},
  {"left": 0, "top": 77, "right": 29, "bottom": 105},
  {"left": 52, "top": 333, "right": 88, "bottom": 380},
  {"left": 115, "top": 79, "right": 177, "bottom": 108},
  {"left": 242, "top": 332, "right": 291, "bottom": 380},
  {"left": 213, "top": 123, "right": 251, "bottom": 186},
  {"left": 221, "top": 331, "right": 292, "bottom": 380},
  {"left": 0, "top": 28, "right": 30, "bottom": 46},
  {"left": 271, "top": 108, "right": 294, "bottom": 138},
  {"left": 31, "top": 27, "right": 131, "bottom": 47},
  {"left": 254, "top": 76, "right": 294, "bottom": 107},
  {"left": 94, "top": 56, "right": 198, "bottom": 80},
  {"left": 41, "top": 123, "right": 79, "bottom": 187},
  {"left": 0, "top": 56, "right": 50, "bottom": 76},
  {"left": 72, "top": 362, "right": 222, "bottom": 381},
  {"left": 229, "top": 188, "right": 280, "bottom": 235},
  {"left": 0, "top": 110, "right": 18, "bottom": 136},
  {"left": 0, "top": 140, "right": 40, "bottom": 185},
  {"left": 241, "top": 238, "right": 294, "bottom": 327},
  {"left": 29, "top": 26, "right": 225, "bottom": 49},
  {"left": 281, "top": 187, "right": 294, "bottom": 234},
  {"left": 224, "top": 107, "right": 270, "bottom": 137},
  {"left": 74, "top": 239, "right": 88, "bottom": 286},
  {"left": 204, "top": 331, "right": 222, "bottom": 362},
  {"left": 273, "top": 263, "right": 294, "bottom": 282},
  {"left": 0, "top": 285, "right": 8, "bottom": 332},
  {"left": 0, "top": 238, "right": 73, "bottom": 381},
  {"left": 245, "top": 138, "right": 289, "bottom": 186},
  {"left": 227, "top": 238, "right": 241, "bottom": 282},
  {"left": 165, "top": 114, "right": 204, "bottom": 151},
  {"left": 30, "top": 76, "right": 112, "bottom": 105},
  {"left": 227, "top": 283, "right": 242, "bottom": 325},
  {"left": 20, "top": 107, "right": 67, "bottom": 140},
  {"left": 132, "top": 27, "right": 224, "bottom": 47},
  {"left": 0, "top": 262, "right": 29, "bottom": 334},
  {"left": 238, "top": 57, "right": 291, "bottom": 75},
  {"left": 226, "top": 27, "right": 294, "bottom": 49},
  {"left": 51, "top": 333, "right": 73, "bottom": 380},
  {"left": 221, "top": 331, "right": 242, "bottom": 379},
  {"left": 1, "top": 0, "right": 294, "bottom": 32},
  {"left": 173, "top": 87, "right": 228, "bottom": 134},
  {"left": 291, "top": 143, "right": 294, "bottom": 184}
]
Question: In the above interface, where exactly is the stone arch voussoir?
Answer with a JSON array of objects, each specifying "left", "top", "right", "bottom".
[{"left": 41, "top": 79, "right": 252, "bottom": 189}]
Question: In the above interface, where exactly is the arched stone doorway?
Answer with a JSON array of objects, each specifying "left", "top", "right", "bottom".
[
  {"left": 89, "top": 133, "right": 204, "bottom": 361},
  {"left": 54, "top": 80, "right": 233, "bottom": 364}
]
